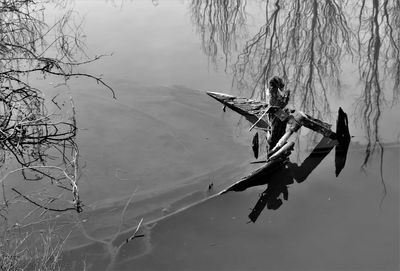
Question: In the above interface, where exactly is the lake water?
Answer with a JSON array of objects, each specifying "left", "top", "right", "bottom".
[{"left": 2, "top": 0, "right": 399, "bottom": 270}]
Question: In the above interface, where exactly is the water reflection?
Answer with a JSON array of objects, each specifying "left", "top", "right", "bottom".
[
  {"left": 354, "top": 0, "right": 400, "bottom": 166},
  {"left": 189, "top": 0, "right": 400, "bottom": 164},
  {"left": 227, "top": 136, "right": 349, "bottom": 223},
  {"left": 189, "top": 0, "right": 248, "bottom": 71},
  {"left": 0, "top": 89, "right": 82, "bottom": 218},
  {"left": 0, "top": 0, "right": 109, "bottom": 222}
]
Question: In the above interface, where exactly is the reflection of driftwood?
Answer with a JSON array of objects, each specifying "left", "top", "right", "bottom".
[
  {"left": 220, "top": 141, "right": 294, "bottom": 193},
  {"left": 249, "top": 181, "right": 290, "bottom": 222},
  {"left": 289, "top": 137, "right": 336, "bottom": 183},
  {"left": 220, "top": 157, "right": 286, "bottom": 193},
  {"left": 247, "top": 137, "right": 335, "bottom": 223}
]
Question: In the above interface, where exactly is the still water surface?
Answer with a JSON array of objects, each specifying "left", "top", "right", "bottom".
[{"left": 6, "top": 0, "right": 400, "bottom": 270}]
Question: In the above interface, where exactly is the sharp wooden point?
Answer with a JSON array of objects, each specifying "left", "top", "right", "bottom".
[{"left": 206, "top": 91, "right": 235, "bottom": 101}]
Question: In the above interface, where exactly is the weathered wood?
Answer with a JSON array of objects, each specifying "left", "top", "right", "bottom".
[
  {"left": 268, "top": 113, "right": 304, "bottom": 157},
  {"left": 335, "top": 107, "right": 351, "bottom": 177},
  {"left": 249, "top": 110, "right": 268, "bottom": 131},
  {"left": 252, "top": 132, "right": 259, "bottom": 159},
  {"left": 265, "top": 83, "right": 290, "bottom": 150},
  {"left": 298, "top": 111, "right": 336, "bottom": 139},
  {"left": 335, "top": 107, "right": 351, "bottom": 144},
  {"left": 268, "top": 141, "right": 295, "bottom": 161},
  {"left": 207, "top": 91, "right": 337, "bottom": 140},
  {"left": 207, "top": 91, "right": 270, "bottom": 130}
]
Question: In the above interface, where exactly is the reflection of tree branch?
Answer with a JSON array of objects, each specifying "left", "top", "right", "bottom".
[
  {"left": 189, "top": 0, "right": 248, "bottom": 71},
  {"left": 382, "top": 0, "right": 400, "bottom": 102},
  {"left": 11, "top": 188, "right": 76, "bottom": 212},
  {"left": 234, "top": 0, "right": 281, "bottom": 99},
  {"left": 191, "top": 0, "right": 398, "bottom": 169},
  {"left": 233, "top": 0, "right": 352, "bottom": 117},
  {"left": 0, "top": 0, "right": 103, "bottom": 216},
  {"left": 354, "top": 0, "right": 399, "bottom": 166}
]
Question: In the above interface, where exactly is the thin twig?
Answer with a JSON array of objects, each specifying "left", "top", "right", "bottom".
[{"left": 12, "top": 188, "right": 76, "bottom": 212}]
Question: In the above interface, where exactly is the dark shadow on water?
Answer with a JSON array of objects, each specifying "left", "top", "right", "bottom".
[{"left": 228, "top": 136, "right": 350, "bottom": 223}]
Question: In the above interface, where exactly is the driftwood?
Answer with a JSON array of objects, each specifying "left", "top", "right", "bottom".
[
  {"left": 335, "top": 107, "right": 351, "bottom": 176},
  {"left": 252, "top": 132, "right": 259, "bottom": 159},
  {"left": 207, "top": 92, "right": 270, "bottom": 130},
  {"left": 216, "top": 108, "right": 350, "bottom": 223},
  {"left": 218, "top": 106, "right": 351, "bottom": 195},
  {"left": 265, "top": 81, "right": 290, "bottom": 151},
  {"left": 207, "top": 91, "right": 337, "bottom": 142},
  {"left": 207, "top": 85, "right": 352, "bottom": 223}
]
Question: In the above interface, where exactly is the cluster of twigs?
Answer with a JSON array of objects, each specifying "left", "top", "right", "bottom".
[
  {"left": 0, "top": 92, "right": 82, "bottom": 215},
  {"left": 0, "top": 0, "right": 93, "bottom": 217},
  {"left": 0, "top": 0, "right": 116, "bottom": 222}
]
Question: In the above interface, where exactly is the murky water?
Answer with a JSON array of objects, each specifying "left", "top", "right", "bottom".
[{"left": 1, "top": 0, "right": 399, "bottom": 270}]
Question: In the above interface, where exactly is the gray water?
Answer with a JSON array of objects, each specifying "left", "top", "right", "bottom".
[{"left": 2, "top": 0, "right": 399, "bottom": 270}]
